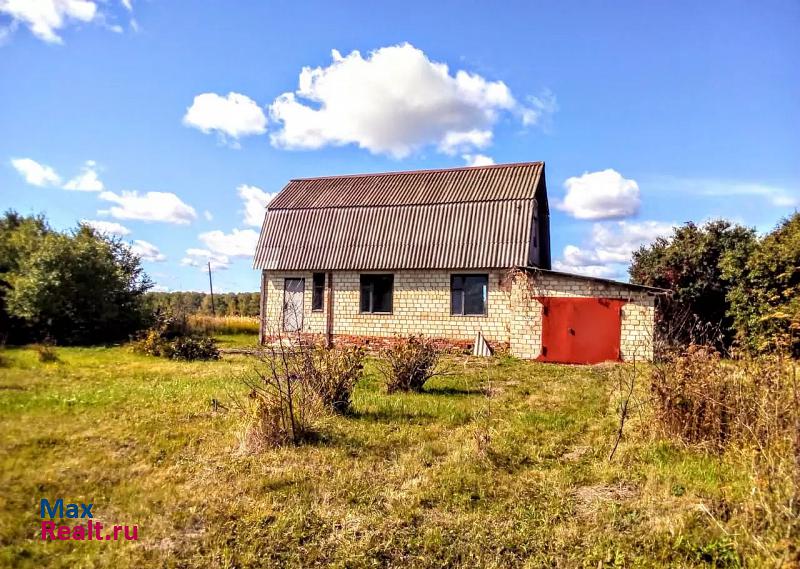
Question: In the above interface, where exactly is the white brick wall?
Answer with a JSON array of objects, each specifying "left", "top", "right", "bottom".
[{"left": 261, "top": 269, "right": 655, "bottom": 362}]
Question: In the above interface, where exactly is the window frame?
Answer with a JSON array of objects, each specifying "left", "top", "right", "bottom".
[
  {"left": 450, "top": 273, "right": 489, "bottom": 316},
  {"left": 359, "top": 274, "right": 394, "bottom": 314},
  {"left": 311, "top": 272, "right": 325, "bottom": 312}
]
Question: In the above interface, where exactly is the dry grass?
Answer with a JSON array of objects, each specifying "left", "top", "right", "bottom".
[{"left": 187, "top": 315, "right": 260, "bottom": 336}]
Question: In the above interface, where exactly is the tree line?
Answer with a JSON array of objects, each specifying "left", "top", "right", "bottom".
[{"left": 143, "top": 292, "right": 260, "bottom": 318}]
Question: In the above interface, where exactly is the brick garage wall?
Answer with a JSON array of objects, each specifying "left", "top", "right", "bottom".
[
  {"left": 261, "top": 269, "right": 656, "bottom": 362},
  {"left": 511, "top": 271, "right": 655, "bottom": 361},
  {"left": 262, "top": 270, "right": 513, "bottom": 344}
]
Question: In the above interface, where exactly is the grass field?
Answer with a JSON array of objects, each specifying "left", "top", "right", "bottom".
[{"left": 0, "top": 341, "right": 774, "bottom": 568}]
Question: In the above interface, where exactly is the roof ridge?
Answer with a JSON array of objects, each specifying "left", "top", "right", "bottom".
[
  {"left": 289, "top": 161, "right": 543, "bottom": 182},
  {"left": 267, "top": 196, "right": 536, "bottom": 211}
]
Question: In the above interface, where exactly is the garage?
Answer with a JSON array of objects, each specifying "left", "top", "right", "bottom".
[{"left": 537, "top": 297, "right": 626, "bottom": 364}]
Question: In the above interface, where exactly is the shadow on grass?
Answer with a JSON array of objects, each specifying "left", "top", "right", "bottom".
[
  {"left": 422, "top": 385, "right": 484, "bottom": 397},
  {"left": 346, "top": 407, "right": 438, "bottom": 425}
]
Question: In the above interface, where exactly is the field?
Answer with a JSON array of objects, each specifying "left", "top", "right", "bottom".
[{"left": 0, "top": 341, "right": 783, "bottom": 568}]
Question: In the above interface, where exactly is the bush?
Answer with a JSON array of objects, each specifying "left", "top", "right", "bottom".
[
  {"left": 237, "top": 341, "right": 366, "bottom": 450},
  {"left": 165, "top": 336, "right": 220, "bottom": 361},
  {"left": 379, "top": 336, "right": 442, "bottom": 393},
  {"left": 133, "top": 313, "right": 219, "bottom": 361},
  {"left": 302, "top": 342, "right": 365, "bottom": 413},
  {"left": 35, "top": 342, "right": 58, "bottom": 363}
]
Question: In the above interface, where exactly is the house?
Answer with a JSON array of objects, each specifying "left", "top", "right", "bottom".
[{"left": 253, "top": 162, "right": 662, "bottom": 363}]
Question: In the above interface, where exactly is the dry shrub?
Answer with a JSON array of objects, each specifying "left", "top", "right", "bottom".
[
  {"left": 302, "top": 343, "right": 365, "bottom": 413},
  {"left": 133, "top": 313, "right": 219, "bottom": 361},
  {"left": 651, "top": 345, "right": 797, "bottom": 453},
  {"left": 35, "top": 341, "right": 59, "bottom": 363},
  {"left": 651, "top": 345, "right": 800, "bottom": 560},
  {"left": 378, "top": 335, "right": 443, "bottom": 393},
  {"left": 238, "top": 340, "right": 365, "bottom": 451}
]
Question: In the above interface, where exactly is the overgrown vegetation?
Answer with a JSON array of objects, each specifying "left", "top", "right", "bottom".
[
  {"left": 631, "top": 213, "right": 800, "bottom": 356},
  {"left": 379, "top": 335, "right": 444, "bottom": 393},
  {"left": 133, "top": 313, "right": 220, "bottom": 361},
  {"left": 648, "top": 346, "right": 799, "bottom": 562},
  {"left": 0, "top": 211, "right": 152, "bottom": 345},
  {"left": 238, "top": 341, "right": 365, "bottom": 450}
]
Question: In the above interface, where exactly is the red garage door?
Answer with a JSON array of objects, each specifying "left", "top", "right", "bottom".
[{"left": 537, "top": 297, "right": 625, "bottom": 364}]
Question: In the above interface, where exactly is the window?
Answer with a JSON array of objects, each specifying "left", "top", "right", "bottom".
[
  {"left": 312, "top": 273, "right": 325, "bottom": 311},
  {"left": 451, "top": 274, "right": 488, "bottom": 316},
  {"left": 360, "top": 274, "right": 393, "bottom": 313}
]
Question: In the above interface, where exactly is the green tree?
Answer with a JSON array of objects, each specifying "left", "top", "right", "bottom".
[
  {"left": 725, "top": 213, "right": 800, "bottom": 355},
  {"left": 629, "top": 220, "right": 757, "bottom": 351},
  {"left": 4, "top": 219, "right": 152, "bottom": 345}
]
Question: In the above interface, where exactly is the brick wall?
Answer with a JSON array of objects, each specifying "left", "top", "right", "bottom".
[{"left": 261, "top": 269, "right": 655, "bottom": 362}]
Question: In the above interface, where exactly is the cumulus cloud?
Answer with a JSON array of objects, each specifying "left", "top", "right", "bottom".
[
  {"left": 80, "top": 219, "right": 130, "bottom": 236},
  {"left": 183, "top": 92, "right": 267, "bottom": 145},
  {"left": 98, "top": 190, "right": 197, "bottom": 224},
  {"left": 269, "top": 43, "right": 553, "bottom": 158},
  {"left": 554, "top": 221, "right": 674, "bottom": 279},
  {"left": 198, "top": 228, "right": 259, "bottom": 258},
  {"left": 63, "top": 160, "right": 103, "bottom": 191},
  {"left": 558, "top": 169, "right": 641, "bottom": 220},
  {"left": 0, "top": 0, "right": 98, "bottom": 44},
  {"left": 129, "top": 239, "right": 166, "bottom": 262},
  {"left": 181, "top": 248, "right": 230, "bottom": 271},
  {"left": 10, "top": 157, "right": 61, "bottom": 186},
  {"left": 237, "top": 184, "right": 276, "bottom": 227},
  {"left": 462, "top": 154, "right": 495, "bottom": 167}
]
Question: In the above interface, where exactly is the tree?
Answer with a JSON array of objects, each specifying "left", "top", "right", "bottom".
[
  {"left": 725, "top": 213, "right": 800, "bottom": 355},
  {"left": 2, "top": 216, "right": 153, "bottom": 345},
  {"left": 629, "top": 220, "right": 757, "bottom": 351}
]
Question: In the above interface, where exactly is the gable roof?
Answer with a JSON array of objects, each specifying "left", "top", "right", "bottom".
[{"left": 254, "top": 162, "right": 546, "bottom": 271}]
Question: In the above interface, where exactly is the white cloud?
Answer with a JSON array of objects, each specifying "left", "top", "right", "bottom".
[
  {"left": 183, "top": 92, "right": 267, "bottom": 145},
  {"left": 558, "top": 169, "right": 641, "bottom": 220},
  {"left": 0, "top": 0, "right": 98, "bottom": 44},
  {"left": 129, "top": 239, "right": 166, "bottom": 262},
  {"left": 10, "top": 157, "right": 61, "bottom": 187},
  {"left": 555, "top": 221, "right": 675, "bottom": 280},
  {"left": 181, "top": 248, "right": 230, "bottom": 271},
  {"left": 150, "top": 284, "right": 170, "bottom": 292},
  {"left": 81, "top": 219, "right": 130, "bottom": 236},
  {"left": 650, "top": 176, "right": 799, "bottom": 208},
  {"left": 269, "top": 43, "right": 552, "bottom": 158},
  {"left": 462, "top": 154, "right": 495, "bottom": 167},
  {"left": 520, "top": 89, "right": 559, "bottom": 128},
  {"left": 98, "top": 190, "right": 197, "bottom": 224},
  {"left": 203, "top": 210, "right": 213, "bottom": 221},
  {"left": 198, "top": 228, "right": 259, "bottom": 258},
  {"left": 120, "top": 0, "right": 132, "bottom": 11},
  {"left": 63, "top": 160, "right": 103, "bottom": 191},
  {"left": 237, "top": 184, "right": 276, "bottom": 227}
]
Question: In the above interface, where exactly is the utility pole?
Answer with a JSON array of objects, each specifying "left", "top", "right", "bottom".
[{"left": 207, "top": 261, "right": 216, "bottom": 316}]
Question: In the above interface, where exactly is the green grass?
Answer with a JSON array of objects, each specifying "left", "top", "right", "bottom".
[{"left": 0, "top": 346, "right": 763, "bottom": 568}]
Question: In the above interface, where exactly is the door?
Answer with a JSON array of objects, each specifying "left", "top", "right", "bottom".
[
  {"left": 282, "top": 278, "right": 305, "bottom": 332},
  {"left": 537, "top": 297, "right": 625, "bottom": 364}
]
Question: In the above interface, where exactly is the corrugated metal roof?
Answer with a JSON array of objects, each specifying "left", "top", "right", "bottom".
[
  {"left": 254, "top": 162, "right": 545, "bottom": 271},
  {"left": 268, "top": 161, "right": 543, "bottom": 209}
]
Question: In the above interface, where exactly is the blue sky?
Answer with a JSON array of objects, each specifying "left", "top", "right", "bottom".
[{"left": 1, "top": 0, "right": 798, "bottom": 292}]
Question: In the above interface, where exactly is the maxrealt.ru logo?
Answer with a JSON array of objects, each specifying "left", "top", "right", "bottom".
[{"left": 40, "top": 499, "right": 138, "bottom": 541}]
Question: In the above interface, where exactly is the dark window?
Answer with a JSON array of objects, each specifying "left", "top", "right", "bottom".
[
  {"left": 312, "top": 273, "right": 325, "bottom": 311},
  {"left": 360, "top": 274, "right": 393, "bottom": 313},
  {"left": 451, "top": 274, "right": 488, "bottom": 316}
]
